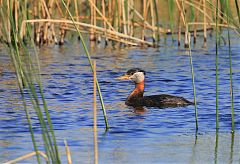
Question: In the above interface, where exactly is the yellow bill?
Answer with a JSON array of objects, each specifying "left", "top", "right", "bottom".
[{"left": 115, "top": 74, "right": 130, "bottom": 80}]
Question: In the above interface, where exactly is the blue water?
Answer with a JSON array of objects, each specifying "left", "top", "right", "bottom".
[{"left": 1, "top": 31, "right": 240, "bottom": 163}]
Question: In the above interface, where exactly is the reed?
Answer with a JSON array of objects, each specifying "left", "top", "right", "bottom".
[
  {"left": 61, "top": 0, "right": 109, "bottom": 130},
  {"left": 177, "top": 8, "right": 182, "bottom": 46},
  {"left": 64, "top": 140, "right": 72, "bottom": 164},
  {"left": 149, "top": 0, "right": 155, "bottom": 42},
  {"left": 153, "top": 0, "right": 160, "bottom": 43},
  {"left": 4, "top": 151, "right": 48, "bottom": 164},
  {"left": 141, "top": 0, "right": 147, "bottom": 41},
  {"left": 193, "top": 0, "right": 201, "bottom": 44},
  {"left": 203, "top": 0, "right": 207, "bottom": 44},
  {"left": 215, "top": 0, "right": 219, "bottom": 130},
  {"left": 93, "top": 61, "right": 98, "bottom": 164},
  {"left": 0, "top": 1, "right": 61, "bottom": 163},
  {"left": 187, "top": 32, "right": 198, "bottom": 130},
  {"left": 0, "top": 4, "right": 41, "bottom": 160},
  {"left": 168, "top": 0, "right": 174, "bottom": 42},
  {"left": 226, "top": 0, "right": 235, "bottom": 133},
  {"left": 2, "top": 0, "right": 240, "bottom": 47},
  {"left": 230, "top": 132, "right": 235, "bottom": 162},
  {"left": 214, "top": 131, "right": 219, "bottom": 164},
  {"left": 235, "top": 0, "right": 240, "bottom": 24}
]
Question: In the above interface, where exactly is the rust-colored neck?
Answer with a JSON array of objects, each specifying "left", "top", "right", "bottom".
[{"left": 129, "top": 80, "right": 145, "bottom": 98}]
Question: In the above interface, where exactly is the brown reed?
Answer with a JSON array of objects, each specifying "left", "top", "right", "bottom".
[
  {"left": 1, "top": 0, "right": 240, "bottom": 47},
  {"left": 4, "top": 151, "right": 48, "bottom": 164},
  {"left": 64, "top": 139, "right": 72, "bottom": 164}
]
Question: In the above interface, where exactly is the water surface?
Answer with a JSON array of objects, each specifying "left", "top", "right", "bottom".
[{"left": 0, "top": 31, "right": 240, "bottom": 163}]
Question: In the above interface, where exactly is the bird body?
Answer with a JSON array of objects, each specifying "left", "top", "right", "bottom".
[{"left": 117, "top": 68, "right": 193, "bottom": 108}]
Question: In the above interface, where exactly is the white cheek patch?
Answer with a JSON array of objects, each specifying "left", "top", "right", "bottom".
[{"left": 129, "top": 72, "right": 145, "bottom": 83}]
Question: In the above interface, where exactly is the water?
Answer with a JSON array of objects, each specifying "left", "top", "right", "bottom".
[{"left": 1, "top": 31, "right": 240, "bottom": 163}]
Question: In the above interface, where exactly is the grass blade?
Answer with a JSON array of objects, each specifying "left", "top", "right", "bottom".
[{"left": 61, "top": 0, "right": 109, "bottom": 130}]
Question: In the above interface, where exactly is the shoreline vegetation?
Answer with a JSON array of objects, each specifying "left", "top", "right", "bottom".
[
  {"left": 0, "top": 0, "right": 239, "bottom": 47},
  {"left": 1, "top": 0, "right": 240, "bottom": 163}
]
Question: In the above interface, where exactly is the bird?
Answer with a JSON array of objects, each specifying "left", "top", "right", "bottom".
[{"left": 116, "top": 68, "right": 194, "bottom": 108}]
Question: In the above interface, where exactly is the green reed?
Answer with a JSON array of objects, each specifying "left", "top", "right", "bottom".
[
  {"left": 187, "top": 33, "right": 198, "bottom": 130},
  {"left": 0, "top": 1, "right": 60, "bottom": 163},
  {"left": 215, "top": 0, "right": 219, "bottom": 130},
  {"left": 226, "top": 0, "right": 235, "bottom": 132},
  {"left": 214, "top": 131, "right": 219, "bottom": 164},
  {"left": 61, "top": 0, "right": 109, "bottom": 130}
]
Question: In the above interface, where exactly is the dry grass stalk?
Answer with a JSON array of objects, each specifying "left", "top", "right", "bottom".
[
  {"left": 185, "top": 24, "right": 190, "bottom": 48},
  {"left": 74, "top": 0, "right": 79, "bottom": 22},
  {"left": 88, "top": 0, "right": 116, "bottom": 31},
  {"left": 129, "top": 0, "right": 134, "bottom": 36},
  {"left": 102, "top": 0, "right": 107, "bottom": 44},
  {"left": 7, "top": 0, "right": 11, "bottom": 43},
  {"left": 175, "top": 0, "right": 186, "bottom": 26},
  {"left": 178, "top": 10, "right": 182, "bottom": 46},
  {"left": 193, "top": 0, "right": 202, "bottom": 43},
  {"left": 150, "top": 0, "right": 156, "bottom": 42},
  {"left": 176, "top": 0, "right": 189, "bottom": 47},
  {"left": 3, "top": 0, "right": 239, "bottom": 47},
  {"left": 4, "top": 151, "right": 48, "bottom": 164},
  {"left": 64, "top": 139, "right": 72, "bottom": 164},
  {"left": 122, "top": 0, "right": 128, "bottom": 35},
  {"left": 203, "top": 0, "right": 207, "bottom": 43},
  {"left": 118, "top": 0, "right": 122, "bottom": 32},
  {"left": 141, "top": 0, "right": 147, "bottom": 40},
  {"left": 127, "top": 2, "right": 169, "bottom": 33},
  {"left": 108, "top": 0, "right": 112, "bottom": 19},
  {"left": 90, "top": 0, "right": 96, "bottom": 41}
]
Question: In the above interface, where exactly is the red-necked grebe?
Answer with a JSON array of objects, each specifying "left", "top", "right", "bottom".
[{"left": 117, "top": 68, "right": 193, "bottom": 108}]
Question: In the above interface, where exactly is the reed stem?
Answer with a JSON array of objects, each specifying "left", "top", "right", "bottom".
[
  {"left": 187, "top": 32, "right": 198, "bottom": 130},
  {"left": 215, "top": 0, "right": 219, "bottom": 130},
  {"left": 203, "top": 0, "right": 207, "bottom": 44},
  {"left": 214, "top": 130, "right": 219, "bottom": 164},
  {"left": 153, "top": 0, "right": 160, "bottom": 43},
  {"left": 226, "top": 1, "right": 235, "bottom": 133},
  {"left": 61, "top": 0, "right": 109, "bottom": 130},
  {"left": 64, "top": 140, "right": 72, "bottom": 164},
  {"left": 235, "top": 0, "right": 240, "bottom": 24},
  {"left": 93, "top": 61, "right": 98, "bottom": 164}
]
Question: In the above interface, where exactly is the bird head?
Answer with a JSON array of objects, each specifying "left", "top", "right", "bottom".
[{"left": 116, "top": 68, "right": 145, "bottom": 83}]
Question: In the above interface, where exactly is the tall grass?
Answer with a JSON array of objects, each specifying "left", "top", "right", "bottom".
[
  {"left": 1, "top": 1, "right": 60, "bottom": 163},
  {"left": 225, "top": 0, "right": 235, "bottom": 133},
  {"left": 215, "top": 0, "right": 219, "bottom": 130},
  {"left": 187, "top": 32, "right": 198, "bottom": 130},
  {"left": 214, "top": 131, "right": 219, "bottom": 164},
  {"left": 61, "top": 0, "right": 109, "bottom": 130}
]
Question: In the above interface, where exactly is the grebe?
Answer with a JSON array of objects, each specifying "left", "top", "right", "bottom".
[{"left": 117, "top": 68, "right": 193, "bottom": 108}]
